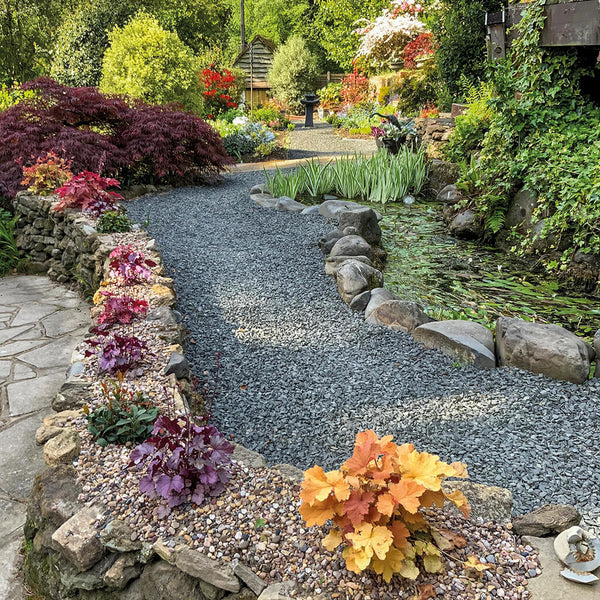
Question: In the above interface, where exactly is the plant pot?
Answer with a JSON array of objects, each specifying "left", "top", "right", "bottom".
[{"left": 376, "top": 136, "right": 403, "bottom": 154}]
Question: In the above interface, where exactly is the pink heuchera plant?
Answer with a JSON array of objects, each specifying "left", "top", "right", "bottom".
[
  {"left": 85, "top": 332, "right": 149, "bottom": 376},
  {"left": 108, "top": 245, "right": 157, "bottom": 285},
  {"left": 97, "top": 293, "right": 149, "bottom": 326},
  {"left": 54, "top": 171, "right": 123, "bottom": 216}
]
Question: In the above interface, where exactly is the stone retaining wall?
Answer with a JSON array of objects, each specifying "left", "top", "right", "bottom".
[
  {"left": 14, "top": 191, "right": 113, "bottom": 293},
  {"left": 415, "top": 117, "right": 455, "bottom": 159}
]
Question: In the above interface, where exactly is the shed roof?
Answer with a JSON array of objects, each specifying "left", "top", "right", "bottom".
[{"left": 233, "top": 35, "right": 277, "bottom": 66}]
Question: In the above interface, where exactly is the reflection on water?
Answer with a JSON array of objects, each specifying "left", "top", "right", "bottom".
[{"left": 372, "top": 201, "right": 600, "bottom": 341}]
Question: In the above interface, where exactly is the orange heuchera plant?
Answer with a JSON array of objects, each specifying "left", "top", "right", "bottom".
[
  {"left": 299, "top": 430, "right": 470, "bottom": 582},
  {"left": 21, "top": 152, "right": 73, "bottom": 196}
]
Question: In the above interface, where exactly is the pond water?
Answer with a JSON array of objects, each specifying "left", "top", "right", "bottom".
[{"left": 371, "top": 200, "right": 600, "bottom": 342}]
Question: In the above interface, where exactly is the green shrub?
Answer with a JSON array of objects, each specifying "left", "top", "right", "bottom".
[
  {"left": 268, "top": 35, "right": 319, "bottom": 112},
  {"left": 317, "top": 82, "right": 343, "bottom": 108},
  {"left": 0, "top": 85, "right": 36, "bottom": 111},
  {"left": 0, "top": 210, "right": 20, "bottom": 277},
  {"left": 51, "top": 0, "right": 136, "bottom": 87},
  {"left": 390, "top": 64, "right": 437, "bottom": 116},
  {"left": 443, "top": 82, "right": 495, "bottom": 163},
  {"left": 100, "top": 12, "right": 202, "bottom": 113},
  {"left": 97, "top": 211, "right": 132, "bottom": 233},
  {"left": 252, "top": 107, "right": 290, "bottom": 130},
  {"left": 84, "top": 378, "right": 158, "bottom": 447}
]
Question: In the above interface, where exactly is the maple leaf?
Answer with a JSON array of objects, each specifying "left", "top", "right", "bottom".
[
  {"left": 322, "top": 528, "right": 343, "bottom": 552},
  {"left": 464, "top": 555, "right": 489, "bottom": 576},
  {"left": 343, "top": 490, "right": 374, "bottom": 526},
  {"left": 389, "top": 479, "right": 425, "bottom": 513},
  {"left": 299, "top": 496, "right": 337, "bottom": 527},
  {"left": 343, "top": 429, "right": 396, "bottom": 476},
  {"left": 398, "top": 558, "right": 419, "bottom": 580},
  {"left": 301, "top": 466, "right": 350, "bottom": 504},
  {"left": 433, "top": 528, "right": 467, "bottom": 550},
  {"left": 371, "top": 545, "right": 405, "bottom": 583},
  {"left": 396, "top": 446, "right": 448, "bottom": 491},
  {"left": 390, "top": 520, "right": 410, "bottom": 548},
  {"left": 444, "top": 489, "right": 471, "bottom": 518},
  {"left": 343, "top": 545, "right": 372, "bottom": 572},
  {"left": 376, "top": 492, "right": 396, "bottom": 517},
  {"left": 346, "top": 523, "right": 393, "bottom": 562}
]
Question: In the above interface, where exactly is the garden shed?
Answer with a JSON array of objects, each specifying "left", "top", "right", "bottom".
[{"left": 232, "top": 35, "right": 276, "bottom": 106}]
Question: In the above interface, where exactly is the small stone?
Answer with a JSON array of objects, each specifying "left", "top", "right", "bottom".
[{"left": 43, "top": 428, "right": 81, "bottom": 466}]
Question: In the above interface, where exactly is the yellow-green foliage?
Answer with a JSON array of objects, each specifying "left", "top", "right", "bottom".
[
  {"left": 100, "top": 12, "right": 202, "bottom": 114},
  {"left": 0, "top": 85, "right": 35, "bottom": 111}
]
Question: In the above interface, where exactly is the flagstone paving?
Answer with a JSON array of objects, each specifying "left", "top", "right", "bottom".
[{"left": 0, "top": 275, "right": 90, "bottom": 600}]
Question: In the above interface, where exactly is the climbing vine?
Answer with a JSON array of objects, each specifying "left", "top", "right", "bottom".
[{"left": 455, "top": 0, "right": 600, "bottom": 271}]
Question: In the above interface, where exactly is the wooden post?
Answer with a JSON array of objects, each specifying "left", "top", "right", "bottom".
[
  {"left": 250, "top": 42, "right": 254, "bottom": 116},
  {"left": 240, "top": 0, "right": 246, "bottom": 51}
]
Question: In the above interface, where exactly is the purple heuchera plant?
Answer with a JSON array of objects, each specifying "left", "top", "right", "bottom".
[
  {"left": 109, "top": 245, "right": 157, "bottom": 285},
  {"left": 97, "top": 293, "right": 149, "bottom": 326},
  {"left": 85, "top": 332, "right": 148, "bottom": 376},
  {"left": 129, "top": 414, "right": 234, "bottom": 518}
]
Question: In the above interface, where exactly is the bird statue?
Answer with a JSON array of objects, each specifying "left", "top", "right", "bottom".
[{"left": 372, "top": 112, "right": 402, "bottom": 130}]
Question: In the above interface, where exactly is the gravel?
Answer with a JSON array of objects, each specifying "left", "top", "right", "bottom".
[
  {"left": 288, "top": 122, "right": 376, "bottom": 160},
  {"left": 127, "top": 173, "right": 600, "bottom": 534}
]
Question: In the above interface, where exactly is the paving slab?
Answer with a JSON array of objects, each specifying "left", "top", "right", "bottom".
[
  {"left": 524, "top": 535, "right": 600, "bottom": 599},
  {"left": 0, "top": 275, "right": 90, "bottom": 598},
  {"left": 8, "top": 372, "right": 68, "bottom": 416}
]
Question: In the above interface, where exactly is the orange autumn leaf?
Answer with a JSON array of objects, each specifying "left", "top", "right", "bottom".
[
  {"left": 396, "top": 446, "right": 450, "bottom": 491},
  {"left": 322, "top": 528, "right": 343, "bottom": 551},
  {"left": 299, "top": 496, "right": 337, "bottom": 527},
  {"left": 419, "top": 490, "right": 445, "bottom": 509},
  {"left": 300, "top": 466, "right": 350, "bottom": 505},
  {"left": 390, "top": 520, "right": 410, "bottom": 548},
  {"left": 343, "top": 490, "right": 374, "bottom": 526},
  {"left": 376, "top": 492, "right": 396, "bottom": 517},
  {"left": 371, "top": 545, "right": 405, "bottom": 583},
  {"left": 464, "top": 555, "right": 489, "bottom": 576},
  {"left": 417, "top": 583, "right": 436, "bottom": 600},
  {"left": 435, "top": 528, "right": 467, "bottom": 549},
  {"left": 346, "top": 523, "right": 393, "bottom": 561},
  {"left": 343, "top": 429, "right": 396, "bottom": 476},
  {"left": 444, "top": 489, "right": 471, "bottom": 518},
  {"left": 389, "top": 480, "right": 426, "bottom": 514}
]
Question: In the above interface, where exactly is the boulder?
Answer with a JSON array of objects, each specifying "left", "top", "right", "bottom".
[
  {"left": 318, "top": 199, "right": 363, "bottom": 220},
  {"left": 512, "top": 505, "right": 581, "bottom": 537},
  {"left": 251, "top": 193, "right": 278, "bottom": 209},
  {"left": 349, "top": 290, "right": 372, "bottom": 313},
  {"left": 234, "top": 564, "right": 266, "bottom": 596},
  {"left": 496, "top": 317, "right": 594, "bottom": 384},
  {"left": 529, "top": 219, "right": 559, "bottom": 253},
  {"left": 427, "top": 159, "right": 460, "bottom": 196},
  {"left": 51, "top": 504, "right": 105, "bottom": 571},
  {"left": 341, "top": 226, "right": 359, "bottom": 237},
  {"left": 52, "top": 380, "right": 92, "bottom": 411},
  {"left": 364, "top": 288, "right": 398, "bottom": 319},
  {"left": 36, "top": 424, "right": 63, "bottom": 445},
  {"left": 233, "top": 444, "right": 268, "bottom": 469},
  {"left": 146, "top": 306, "right": 184, "bottom": 344},
  {"left": 505, "top": 188, "right": 542, "bottom": 233},
  {"left": 300, "top": 205, "right": 320, "bottom": 216},
  {"left": 337, "top": 207, "right": 382, "bottom": 246},
  {"left": 437, "top": 184, "right": 462, "bottom": 205},
  {"left": 449, "top": 209, "right": 481, "bottom": 239},
  {"left": 413, "top": 320, "right": 496, "bottom": 369},
  {"left": 137, "top": 559, "right": 200, "bottom": 600},
  {"left": 336, "top": 260, "right": 384, "bottom": 304},
  {"left": 318, "top": 230, "right": 343, "bottom": 255},
  {"left": 258, "top": 582, "right": 297, "bottom": 600},
  {"left": 249, "top": 184, "right": 266, "bottom": 195},
  {"left": 275, "top": 196, "right": 305, "bottom": 213},
  {"left": 174, "top": 547, "right": 240, "bottom": 593},
  {"left": 442, "top": 481, "right": 513, "bottom": 524},
  {"left": 99, "top": 519, "right": 143, "bottom": 553},
  {"left": 324, "top": 255, "right": 372, "bottom": 277},
  {"left": 366, "top": 300, "right": 433, "bottom": 333},
  {"left": 329, "top": 235, "right": 373, "bottom": 260},
  {"left": 103, "top": 553, "right": 142, "bottom": 590},
  {"left": 162, "top": 352, "right": 190, "bottom": 380},
  {"left": 43, "top": 428, "right": 81, "bottom": 466}
]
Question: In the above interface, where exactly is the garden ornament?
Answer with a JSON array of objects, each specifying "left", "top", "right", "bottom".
[{"left": 553, "top": 526, "right": 600, "bottom": 584}]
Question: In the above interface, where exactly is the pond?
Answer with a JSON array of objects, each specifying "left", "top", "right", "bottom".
[{"left": 371, "top": 200, "right": 600, "bottom": 342}]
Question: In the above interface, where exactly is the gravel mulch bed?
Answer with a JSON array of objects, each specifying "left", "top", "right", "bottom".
[
  {"left": 126, "top": 172, "right": 600, "bottom": 537},
  {"left": 288, "top": 123, "right": 376, "bottom": 160}
]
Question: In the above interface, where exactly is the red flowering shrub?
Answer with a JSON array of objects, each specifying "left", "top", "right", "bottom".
[
  {"left": 340, "top": 69, "right": 372, "bottom": 106},
  {"left": 199, "top": 68, "right": 240, "bottom": 119},
  {"left": 403, "top": 33, "right": 434, "bottom": 69},
  {"left": 54, "top": 171, "right": 123, "bottom": 216},
  {"left": 0, "top": 77, "right": 233, "bottom": 198}
]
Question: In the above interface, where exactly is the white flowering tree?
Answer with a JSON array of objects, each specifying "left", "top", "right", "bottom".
[{"left": 354, "top": 0, "right": 428, "bottom": 66}]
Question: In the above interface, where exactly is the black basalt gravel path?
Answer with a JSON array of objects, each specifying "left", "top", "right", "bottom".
[{"left": 128, "top": 171, "right": 600, "bottom": 531}]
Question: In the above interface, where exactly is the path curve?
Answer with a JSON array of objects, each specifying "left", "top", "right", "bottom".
[{"left": 128, "top": 173, "right": 600, "bottom": 531}]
